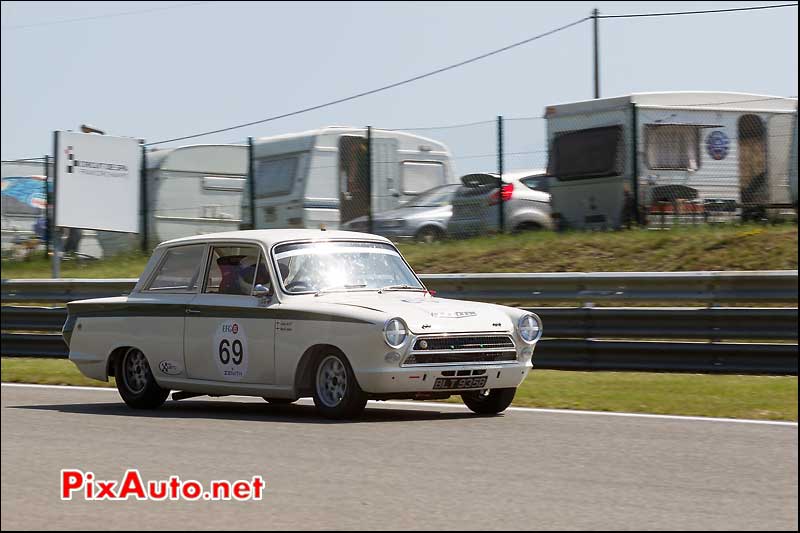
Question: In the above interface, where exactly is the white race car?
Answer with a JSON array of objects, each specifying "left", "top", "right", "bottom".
[{"left": 64, "top": 229, "right": 542, "bottom": 419}]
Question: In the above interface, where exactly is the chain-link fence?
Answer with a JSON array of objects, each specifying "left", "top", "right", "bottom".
[{"left": 2, "top": 94, "right": 797, "bottom": 261}]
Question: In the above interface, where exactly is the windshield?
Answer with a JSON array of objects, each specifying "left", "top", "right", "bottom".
[
  {"left": 405, "top": 184, "right": 459, "bottom": 207},
  {"left": 273, "top": 241, "right": 424, "bottom": 294}
]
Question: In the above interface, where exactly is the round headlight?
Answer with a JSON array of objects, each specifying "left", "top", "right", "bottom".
[
  {"left": 383, "top": 318, "right": 408, "bottom": 348},
  {"left": 518, "top": 314, "right": 542, "bottom": 343}
]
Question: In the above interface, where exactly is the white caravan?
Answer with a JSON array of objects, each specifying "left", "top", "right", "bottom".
[
  {"left": 544, "top": 92, "right": 798, "bottom": 229},
  {"left": 143, "top": 144, "right": 248, "bottom": 246},
  {"left": 243, "top": 127, "right": 455, "bottom": 230}
]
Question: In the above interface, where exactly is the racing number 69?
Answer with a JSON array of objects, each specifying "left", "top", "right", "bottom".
[{"left": 218, "top": 339, "right": 243, "bottom": 365}]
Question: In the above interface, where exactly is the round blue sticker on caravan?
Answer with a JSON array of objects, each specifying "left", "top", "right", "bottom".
[{"left": 706, "top": 130, "right": 730, "bottom": 160}]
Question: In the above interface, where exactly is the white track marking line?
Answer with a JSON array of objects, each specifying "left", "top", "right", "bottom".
[{"left": 2, "top": 382, "right": 797, "bottom": 427}]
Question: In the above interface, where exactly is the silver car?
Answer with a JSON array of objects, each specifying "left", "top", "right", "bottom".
[
  {"left": 344, "top": 184, "right": 460, "bottom": 242},
  {"left": 447, "top": 169, "right": 553, "bottom": 238}
]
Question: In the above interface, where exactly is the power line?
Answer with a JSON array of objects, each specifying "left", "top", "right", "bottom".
[
  {"left": 2, "top": 2, "right": 210, "bottom": 31},
  {"left": 599, "top": 2, "right": 797, "bottom": 19},
  {"left": 146, "top": 15, "right": 590, "bottom": 146}
]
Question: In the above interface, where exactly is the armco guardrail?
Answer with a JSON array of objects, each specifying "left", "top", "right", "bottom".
[
  {"left": 2, "top": 272, "right": 798, "bottom": 374},
  {"left": 2, "top": 270, "right": 798, "bottom": 304}
]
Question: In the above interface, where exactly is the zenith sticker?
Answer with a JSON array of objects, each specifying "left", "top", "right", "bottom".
[{"left": 213, "top": 320, "right": 249, "bottom": 381}]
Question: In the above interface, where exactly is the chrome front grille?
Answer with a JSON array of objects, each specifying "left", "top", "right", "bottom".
[{"left": 404, "top": 334, "right": 517, "bottom": 366}]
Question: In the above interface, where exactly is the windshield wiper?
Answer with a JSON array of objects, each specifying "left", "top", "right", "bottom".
[
  {"left": 315, "top": 284, "right": 367, "bottom": 296},
  {"left": 379, "top": 284, "right": 426, "bottom": 292}
]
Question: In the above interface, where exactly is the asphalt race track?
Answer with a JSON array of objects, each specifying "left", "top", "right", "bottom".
[{"left": 1, "top": 383, "right": 797, "bottom": 531}]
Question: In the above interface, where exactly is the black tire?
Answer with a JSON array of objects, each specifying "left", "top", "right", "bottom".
[
  {"left": 461, "top": 388, "right": 516, "bottom": 415},
  {"left": 262, "top": 397, "right": 296, "bottom": 405},
  {"left": 513, "top": 222, "right": 543, "bottom": 234},
  {"left": 114, "top": 347, "right": 169, "bottom": 409},
  {"left": 312, "top": 352, "right": 368, "bottom": 419},
  {"left": 416, "top": 226, "right": 443, "bottom": 244}
]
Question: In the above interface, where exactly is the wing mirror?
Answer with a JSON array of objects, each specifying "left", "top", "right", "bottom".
[{"left": 253, "top": 284, "right": 273, "bottom": 299}]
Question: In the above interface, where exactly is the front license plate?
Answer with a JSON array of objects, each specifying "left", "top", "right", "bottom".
[{"left": 433, "top": 376, "right": 488, "bottom": 390}]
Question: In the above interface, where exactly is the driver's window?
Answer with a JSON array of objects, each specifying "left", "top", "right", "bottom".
[{"left": 204, "top": 245, "right": 265, "bottom": 296}]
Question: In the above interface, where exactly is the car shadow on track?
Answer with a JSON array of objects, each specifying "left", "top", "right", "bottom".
[{"left": 12, "top": 399, "right": 490, "bottom": 424}]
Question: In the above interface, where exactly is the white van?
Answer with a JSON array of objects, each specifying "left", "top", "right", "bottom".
[
  {"left": 243, "top": 126, "right": 455, "bottom": 230},
  {"left": 544, "top": 92, "right": 798, "bottom": 229}
]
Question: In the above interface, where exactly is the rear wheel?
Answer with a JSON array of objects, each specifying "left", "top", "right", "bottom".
[
  {"left": 461, "top": 388, "right": 516, "bottom": 415},
  {"left": 115, "top": 348, "right": 169, "bottom": 409},
  {"left": 312, "top": 352, "right": 367, "bottom": 419},
  {"left": 416, "top": 226, "right": 443, "bottom": 244},
  {"left": 513, "top": 222, "right": 543, "bottom": 234}
]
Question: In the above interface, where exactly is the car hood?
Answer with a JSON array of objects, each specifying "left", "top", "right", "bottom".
[{"left": 312, "top": 291, "right": 514, "bottom": 334}]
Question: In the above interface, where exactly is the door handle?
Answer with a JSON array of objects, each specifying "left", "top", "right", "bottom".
[{"left": 186, "top": 308, "right": 201, "bottom": 314}]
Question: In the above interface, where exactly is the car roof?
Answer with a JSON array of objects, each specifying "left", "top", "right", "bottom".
[{"left": 159, "top": 229, "right": 393, "bottom": 249}]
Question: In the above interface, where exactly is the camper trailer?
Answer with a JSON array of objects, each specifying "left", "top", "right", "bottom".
[
  {"left": 544, "top": 92, "right": 798, "bottom": 229},
  {"left": 243, "top": 127, "right": 456, "bottom": 230},
  {"left": 143, "top": 144, "right": 248, "bottom": 246}
]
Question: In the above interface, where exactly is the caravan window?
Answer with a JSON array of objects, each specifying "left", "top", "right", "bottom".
[
  {"left": 645, "top": 125, "right": 700, "bottom": 171},
  {"left": 255, "top": 157, "right": 298, "bottom": 197},
  {"left": 549, "top": 126, "right": 623, "bottom": 180},
  {"left": 401, "top": 161, "right": 446, "bottom": 195}
]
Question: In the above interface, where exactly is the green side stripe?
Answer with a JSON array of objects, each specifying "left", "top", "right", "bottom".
[{"left": 67, "top": 302, "right": 375, "bottom": 324}]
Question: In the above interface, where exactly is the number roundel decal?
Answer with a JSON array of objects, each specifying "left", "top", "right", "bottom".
[{"left": 213, "top": 320, "right": 248, "bottom": 380}]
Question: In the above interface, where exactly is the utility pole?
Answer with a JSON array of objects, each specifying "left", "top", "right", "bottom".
[{"left": 593, "top": 8, "right": 600, "bottom": 99}]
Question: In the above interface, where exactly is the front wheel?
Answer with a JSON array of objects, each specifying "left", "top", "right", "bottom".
[
  {"left": 312, "top": 353, "right": 367, "bottom": 419},
  {"left": 115, "top": 348, "right": 169, "bottom": 409},
  {"left": 461, "top": 388, "right": 516, "bottom": 415}
]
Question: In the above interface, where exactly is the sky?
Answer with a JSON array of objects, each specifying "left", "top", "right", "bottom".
[{"left": 1, "top": 1, "right": 798, "bottom": 173}]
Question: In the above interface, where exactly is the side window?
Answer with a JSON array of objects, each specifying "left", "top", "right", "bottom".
[
  {"left": 146, "top": 245, "right": 205, "bottom": 292},
  {"left": 254, "top": 157, "right": 298, "bottom": 198},
  {"left": 401, "top": 161, "right": 446, "bottom": 195},
  {"left": 645, "top": 125, "right": 701, "bottom": 171},
  {"left": 521, "top": 176, "right": 550, "bottom": 193},
  {"left": 204, "top": 245, "right": 267, "bottom": 296},
  {"left": 548, "top": 126, "right": 623, "bottom": 180}
]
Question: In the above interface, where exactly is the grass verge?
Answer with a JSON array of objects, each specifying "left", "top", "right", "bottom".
[
  {"left": 1, "top": 224, "right": 797, "bottom": 278},
  {"left": 2, "top": 357, "right": 796, "bottom": 421}
]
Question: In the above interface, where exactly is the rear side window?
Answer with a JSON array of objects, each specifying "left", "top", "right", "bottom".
[
  {"left": 401, "top": 161, "right": 446, "bottom": 195},
  {"left": 549, "top": 126, "right": 623, "bottom": 180},
  {"left": 255, "top": 157, "right": 298, "bottom": 197},
  {"left": 520, "top": 176, "right": 550, "bottom": 193},
  {"left": 146, "top": 245, "right": 205, "bottom": 292}
]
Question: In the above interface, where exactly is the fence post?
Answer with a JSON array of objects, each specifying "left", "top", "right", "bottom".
[
  {"left": 43, "top": 155, "right": 50, "bottom": 258},
  {"left": 247, "top": 136, "right": 256, "bottom": 229},
  {"left": 51, "top": 131, "right": 60, "bottom": 278},
  {"left": 497, "top": 115, "right": 504, "bottom": 233},
  {"left": 592, "top": 8, "right": 600, "bottom": 99},
  {"left": 139, "top": 142, "right": 148, "bottom": 252},
  {"left": 367, "top": 125, "right": 373, "bottom": 234}
]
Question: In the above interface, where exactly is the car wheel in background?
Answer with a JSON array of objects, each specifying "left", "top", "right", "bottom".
[
  {"left": 115, "top": 347, "right": 170, "bottom": 409},
  {"left": 513, "top": 222, "right": 543, "bottom": 234},
  {"left": 461, "top": 388, "right": 516, "bottom": 415},
  {"left": 312, "top": 352, "right": 368, "bottom": 419},
  {"left": 416, "top": 226, "right": 443, "bottom": 243}
]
